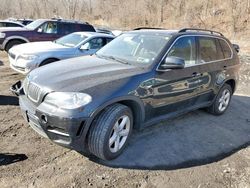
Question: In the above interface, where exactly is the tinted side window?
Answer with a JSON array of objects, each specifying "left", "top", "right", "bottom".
[
  {"left": 79, "top": 24, "right": 95, "bottom": 32},
  {"left": 6, "top": 23, "right": 20, "bottom": 27},
  {"left": 199, "top": 37, "right": 224, "bottom": 62},
  {"left": 59, "top": 23, "right": 73, "bottom": 35},
  {"left": 0, "top": 23, "right": 6, "bottom": 27},
  {"left": 106, "top": 38, "right": 113, "bottom": 44},
  {"left": 219, "top": 39, "right": 232, "bottom": 58},
  {"left": 167, "top": 36, "right": 196, "bottom": 67}
]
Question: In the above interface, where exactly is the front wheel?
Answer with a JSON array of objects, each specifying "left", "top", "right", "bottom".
[
  {"left": 207, "top": 84, "right": 232, "bottom": 115},
  {"left": 88, "top": 104, "right": 133, "bottom": 160}
]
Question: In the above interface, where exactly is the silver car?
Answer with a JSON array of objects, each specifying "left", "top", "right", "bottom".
[{"left": 8, "top": 32, "right": 114, "bottom": 74}]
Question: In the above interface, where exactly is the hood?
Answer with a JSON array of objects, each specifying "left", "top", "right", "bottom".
[
  {"left": 28, "top": 56, "right": 146, "bottom": 92},
  {"left": 10, "top": 41, "right": 70, "bottom": 54},
  {"left": 0, "top": 27, "right": 30, "bottom": 32}
]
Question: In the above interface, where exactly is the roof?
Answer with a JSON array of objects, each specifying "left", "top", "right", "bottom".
[
  {"left": 72, "top": 32, "right": 115, "bottom": 38},
  {"left": 129, "top": 29, "right": 178, "bottom": 36}
]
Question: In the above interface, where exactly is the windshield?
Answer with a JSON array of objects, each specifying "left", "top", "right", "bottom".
[
  {"left": 25, "top": 19, "right": 45, "bottom": 30},
  {"left": 55, "top": 33, "right": 88, "bottom": 47},
  {"left": 96, "top": 33, "right": 171, "bottom": 65}
]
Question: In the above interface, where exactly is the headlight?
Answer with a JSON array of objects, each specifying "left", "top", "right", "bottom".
[
  {"left": 44, "top": 92, "right": 92, "bottom": 110},
  {"left": 0, "top": 33, "right": 6, "bottom": 38},
  {"left": 19, "top": 54, "right": 39, "bottom": 61}
]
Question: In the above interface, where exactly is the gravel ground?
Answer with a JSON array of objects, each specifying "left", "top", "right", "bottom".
[{"left": 0, "top": 51, "right": 249, "bottom": 188}]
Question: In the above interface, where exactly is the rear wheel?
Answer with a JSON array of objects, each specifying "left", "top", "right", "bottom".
[
  {"left": 5, "top": 40, "right": 24, "bottom": 52},
  {"left": 88, "top": 104, "right": 133, "bottom": 160},
  {"left": 207, "top": 84, "right": 232, "bottom": 115}
]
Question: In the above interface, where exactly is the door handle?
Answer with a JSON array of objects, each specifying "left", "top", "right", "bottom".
[{"left": 192, "top": 72, "right": 202, "bottom": 77}]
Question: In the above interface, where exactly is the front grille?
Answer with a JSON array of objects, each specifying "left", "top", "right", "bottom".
[
  {"left": 9, "top": 52, "right": 16, "bottom": 59},
  {"left": 27, "top": 82, "right": 41, "bottom": 102},
  {"left": 12, "top": 65, "right": 25, "bottom": 72},
  {"left": 23, "top": 78, "right": 41, "bottom": 103}
]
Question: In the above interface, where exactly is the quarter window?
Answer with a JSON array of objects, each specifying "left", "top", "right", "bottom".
[
  {"left": 199, "top": 37, "right": 225, "bottom": 62},
  {"left": 167, "top": 36, "right": 196, "bottom": 67},
  {"left": 219, "top": 39, "right": 232, "bottom": 58}
]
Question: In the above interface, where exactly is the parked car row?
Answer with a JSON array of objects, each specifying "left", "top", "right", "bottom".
[
  {"left": 0, "top": 18, "right": 97, "bottom": 52},
  {"left": 9, "top": 32, "right": 114, "bottom": 74},
  {"left": 8, "top": 25, "right": 240, "bottom": 161},
  {"left": 0, "top": 20, "right": 25, "bottom": 28}
]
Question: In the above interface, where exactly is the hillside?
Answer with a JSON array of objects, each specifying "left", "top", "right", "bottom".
[{"left": 1, "top": 0, "right": 249, "bottom": 38}]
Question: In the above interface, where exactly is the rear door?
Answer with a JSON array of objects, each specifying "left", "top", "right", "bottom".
[
  {"left": 197, "top": 36, "right": 233, "bottom": 99},
  {"left": 58, "top": 23, "right": 74, "bottom": 36}
]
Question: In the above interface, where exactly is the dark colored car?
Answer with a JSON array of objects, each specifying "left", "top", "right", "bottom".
[
  {"left": 11, "top": 28, "right": 240, "bottom": 160},
  {"left": 0, "top": 20, "right": 24, "bottom": 28},
  {"left": 17, "top": 19, "right": 34, "bottom": 26},
  {"left": 0, "top": 18, "right": 96, "bottom": 52}
]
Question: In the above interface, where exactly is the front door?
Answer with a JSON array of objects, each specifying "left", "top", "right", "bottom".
[
  {"left": 77, "top": 37, "right": 107, "bottom": 56},
  {"left": 150, "top": 36, "right": 211, "bottom": 119},
  {"left": 35, "top": 21, "right": 60, "bottom": 41}
]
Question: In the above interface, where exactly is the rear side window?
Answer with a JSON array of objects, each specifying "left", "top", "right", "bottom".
[
  {"left": 79, "top": 24, "right": 95, "bottom": 32},
  {"left": 199, "top": 37, "right": 225, "bottom": 62},
  {"left": 106, "top": 38, "right": 113, "bottom": 44},
  {"left": 6, "top": 23, "right": 20, "bottom": 27},
  {"left": 59, "top": 23, "right": 74, "bottom": 35},
  {"left": 219, "top": 39, "right": 232, "bottom": 58},
  {"left": 0, "top": 23, "right": 6, "bottom": 27},
  {"left": 167, "top": 36, "right": 196, "bottom": 67}
]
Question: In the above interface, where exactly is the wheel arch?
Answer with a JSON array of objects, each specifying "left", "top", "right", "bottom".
[
  {"left": 3, "top": 36, "right": 29, "bottom": 49},
  {"left": 225, "top": 79, "right": 236, "bottom": 93},
  {"left": 88, "top": 96, "right": 145, "bottom": 131},
  {"left": 39, "top": 58, "right": 60, "bottom": 66}
]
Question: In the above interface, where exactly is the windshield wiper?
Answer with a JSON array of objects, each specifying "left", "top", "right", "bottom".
[{"left": 97, "top": 54, "right": 130, "bottom": 65}]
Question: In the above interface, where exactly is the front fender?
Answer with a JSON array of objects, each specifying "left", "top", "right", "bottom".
[{"left": 81, "top": 95, "right": 145, "bottom": 139}]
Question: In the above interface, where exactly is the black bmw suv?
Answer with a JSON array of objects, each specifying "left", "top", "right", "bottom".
[{"left": 12, "top": 28, "right": 240, "bottom": 160}]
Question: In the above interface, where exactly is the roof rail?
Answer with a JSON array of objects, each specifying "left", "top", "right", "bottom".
[
  {"left": 134, "top": 27, "right": 165, "bottom": 30},
  {"left": 179, "top": 28, "right": 223, "bottom": 36},
  {"left": 51, "top": 17, "right": 89, "bottom": 25}
]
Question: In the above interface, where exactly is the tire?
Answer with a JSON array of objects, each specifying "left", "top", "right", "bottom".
[
  {"left": 88, "top": 104, "right": 133, "bottom": 160},
  {"left": 207, "top": 83, "right": 232, "bottom": 115},
  {"left": 39, "top": 59, "right": 58, "bottom": 67},
  {"left": 5, "top": 40, "right": 24, "bottom": 52}
]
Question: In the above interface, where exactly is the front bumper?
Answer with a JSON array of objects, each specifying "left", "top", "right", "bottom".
[
  {"left": 9, "top": 54, "right": 36, "bottom": 74},
  {"left": 12, "top": 81, "right": 92, "bottom": 152}
]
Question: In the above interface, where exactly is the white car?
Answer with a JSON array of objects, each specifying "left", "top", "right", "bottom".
[{"left": 8, "top": 32, "right": 114, "bottom": 74}]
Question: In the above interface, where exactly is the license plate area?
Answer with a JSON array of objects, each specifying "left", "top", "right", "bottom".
[{"left": 26, "top": 112, "right": 48, "bottom": 138}]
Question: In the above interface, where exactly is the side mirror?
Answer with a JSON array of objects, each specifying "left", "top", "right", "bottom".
[
  {"left": 80, "top": 43, "right": 90, "bottom": 51},
  {"left": 233, "top": 44, "right": 240, "bottom": 53},
  {"left": 160, "top": 56, "right": 185, "bottom": 70},
  {"left": 37, "top": 28, "right": 42, "bottom": 33}
]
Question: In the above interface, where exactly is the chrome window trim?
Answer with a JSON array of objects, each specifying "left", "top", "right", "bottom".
[{"left": 156, "top": 34, "right": 234, "bottom": 72}]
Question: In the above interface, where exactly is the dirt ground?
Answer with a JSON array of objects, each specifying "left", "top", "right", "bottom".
[{"left": 0, "top": 51, "right": 250, "bottom": 188}]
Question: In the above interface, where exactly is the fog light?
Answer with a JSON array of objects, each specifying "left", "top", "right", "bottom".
[{"left": 41, "top": 114, "right": 48, "bottom": 123}]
